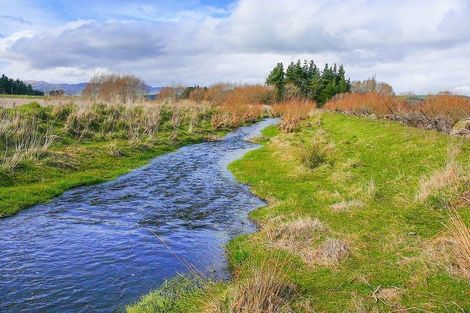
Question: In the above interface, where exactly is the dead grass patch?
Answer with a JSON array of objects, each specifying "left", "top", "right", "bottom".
[
  {"left": 310, "top": 238, "right": 350, "bottom": 266},
  {"left": 262, "top": 216, "right": 350, "bottom": 267},
  {"left": 330, "top": 200, "right": 364, "bottom": 212},
  {"left": 375, "top": 287, "right": 403, "bottom": 304}
]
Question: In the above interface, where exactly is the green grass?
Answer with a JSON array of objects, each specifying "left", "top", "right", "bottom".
[{"left": 130, "top": 112, "right": 470, "bottom": 312}]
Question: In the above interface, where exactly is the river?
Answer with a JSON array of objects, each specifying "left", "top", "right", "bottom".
[{"left": 0, "top": 118, "right": 277, "bottom": 312}]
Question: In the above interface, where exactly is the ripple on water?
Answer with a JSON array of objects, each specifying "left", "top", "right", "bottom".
[{"left": 0, "top": 118, "right": 278, "bottom": 313}]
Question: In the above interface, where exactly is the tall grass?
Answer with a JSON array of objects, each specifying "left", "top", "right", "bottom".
[
  {"left": 0, "top": 113, "right": 55, "bottom": 171},
  {"left": 0, "top": 100, "right": 216, "bottom": 173}
]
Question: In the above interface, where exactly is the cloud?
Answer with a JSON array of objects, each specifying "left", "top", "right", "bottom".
[{"left": 0, "top": 0, "right": 469, "bottom": 94}]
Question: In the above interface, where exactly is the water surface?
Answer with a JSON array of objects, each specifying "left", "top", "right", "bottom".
[{"left": 0, "top": 119, "right": 277, "bottom": 312}]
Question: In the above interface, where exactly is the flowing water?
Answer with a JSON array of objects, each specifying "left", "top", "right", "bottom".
[{"left": 0, "top": 119, "right": 278, "bottom": 313}]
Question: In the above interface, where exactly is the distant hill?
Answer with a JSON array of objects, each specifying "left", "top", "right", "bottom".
[{"left": 26, "top": 81, "right": 162, "bottom": 96}]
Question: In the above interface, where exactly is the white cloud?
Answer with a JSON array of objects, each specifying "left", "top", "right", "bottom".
[{"left": 0, "top": 0, "right": 469, "bottom": 94}]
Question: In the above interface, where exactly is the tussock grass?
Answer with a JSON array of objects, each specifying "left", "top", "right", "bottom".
[
  {"left": 416, "top": 162, "right": 461, "bottom": 203},
  {"left": 0, "top": 115, "right": 55, "bottom": 171},
  {"left": 416, "top": 145, "right": 468, "bottom": 206},
  {"left": 447, "top": 211, "right": 470, "bottom": 280},
  {"left": 206, "top": 261, "right": 299, "bottom": 313},
  {"left": 298, "top": 129, "right": 334, "bottom": 170},
  {"left": 264, "top": 216, "right": 326, "bottom": 244},
  {"left": 299, "top": 139, "right": 330, "bottom": 170},
  {"left": 127, "top": 275, "right": 206, "bottom": 313},
  {"left": 261, "top": 216, "right": 349, "bottom": 267},
  {"left": 311, "top": 238, "right": 350, "bottom": 266}
]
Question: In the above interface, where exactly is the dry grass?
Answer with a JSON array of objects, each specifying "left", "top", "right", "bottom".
[
  {"left": 447, "top": 211, "right": 470, "bottom": 280},
  {"left": 418, "top": 210, "right": 470, "bottom": 281},
  {"left": 311, "top": 239, "right": 350, "bottom": 266},
  {"left": 416, "top": 161, "right": 461, "bottom": 203},
  {"left": 0, "top": 115, "right": 55, "bottom": 171},
  {"left": 262, "top": 216, "right": 350, "bottom": 267},
  {"left": 330, "top": 200, "right": 364, "bottom": 212},
  {"left": 206, "top": 261, "right": 299, "bottom": 313},
  {"left": 273, "top": 99, "right": 316, "bottom": 132},
  {"left": 264, "top": 217, "right": 326, "bottom": 245}
]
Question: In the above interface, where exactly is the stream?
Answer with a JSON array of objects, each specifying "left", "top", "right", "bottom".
[{"left": 0, "top": 118, "right": 278, "bottom": 312}]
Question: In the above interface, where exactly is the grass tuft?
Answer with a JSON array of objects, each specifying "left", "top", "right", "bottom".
[
  {"left": 447, "top": 211, "right": 470, "bottom": 280},
  {"left": 206, "top": 261, "right": 299, "bottom": 313}
]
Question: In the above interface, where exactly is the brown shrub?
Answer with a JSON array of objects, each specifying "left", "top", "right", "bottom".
[
  {"left": 325, "top": 92, "right": 470, "bottom": 133},
  {"left": 82, "top": 73, "right": 145, "bottom": 104},
  {"left": 273, "top": 99, "right": 316, "bottom": 132}
]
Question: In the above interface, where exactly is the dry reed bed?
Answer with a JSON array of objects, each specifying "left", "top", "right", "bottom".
[{"left": 325, "top": 93, "right": 470, "bottom": 134}]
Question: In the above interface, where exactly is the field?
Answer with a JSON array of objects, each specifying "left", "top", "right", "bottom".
[{"left": 128, "top": 111, "right": 470, "bottom": 312}]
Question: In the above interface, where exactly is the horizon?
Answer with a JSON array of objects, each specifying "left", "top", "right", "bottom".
[{"left": 1, "top": 0, "right": 470, "bottom": 95}]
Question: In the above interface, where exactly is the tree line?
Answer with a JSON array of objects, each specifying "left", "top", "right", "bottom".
[
  {"left": 0, "top": 74, "right": 44, "bottom": 96},
  {"left": 266, "top": 60, "right": 351, "bottom": 106}
]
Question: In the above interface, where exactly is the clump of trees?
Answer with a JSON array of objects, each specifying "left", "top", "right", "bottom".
[
  {"left": 82, "top": 73, "right": 145, "bottom": 104},
  {"left": 351, "top": 76, "right": 394, "bottom": 95},
  {"left": 0, "top": 74, "right": 44, "bottom": 96},
  {"left": 266, "top": 60, "right": 351, "bottom": 106}
]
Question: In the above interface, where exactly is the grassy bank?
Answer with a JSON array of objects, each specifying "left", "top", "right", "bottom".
[
  {"left": 129, "top": 112, "right": 469, "bottom": 312},
  {"left": 0, "top": 101, "right": 265, "bottom": 217}
]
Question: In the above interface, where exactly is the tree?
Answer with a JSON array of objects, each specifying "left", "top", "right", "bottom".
[
  {"left": 265, "top": 60, "right": 351, "bottom": 106},
  {"left": 266, "top": 63, "right": 285, "bottom": 101},
  {"left": 0, "top": 74, "right": 44, "bottom": 95},
  {"left": 82, "top": 73, "right": 145, "bottom": 103}
]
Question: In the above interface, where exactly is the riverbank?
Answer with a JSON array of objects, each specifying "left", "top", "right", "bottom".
[
  {"left": 129, "top": 112, "right": 469, "bottom": 312},
  {"left": 0, "top": 101, "right": 263, "bottom": 217}
]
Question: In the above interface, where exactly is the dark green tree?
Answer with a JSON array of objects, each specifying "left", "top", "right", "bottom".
[
  {"left": 265, "top": 60, "right": 350, "bottom": 105},
  {"left": 266, "top": 62, "right": 285, "bottom": 101}
]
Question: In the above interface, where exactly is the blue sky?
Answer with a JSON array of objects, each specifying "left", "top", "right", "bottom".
[{"left": 1, "top": 0, "right": 470, "bottom": 95}]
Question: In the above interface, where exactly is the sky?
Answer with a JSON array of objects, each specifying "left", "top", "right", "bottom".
[{"left": 0, "top": 0, "right": 470, "bottom": 95}]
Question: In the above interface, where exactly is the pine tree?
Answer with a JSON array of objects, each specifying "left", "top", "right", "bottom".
[{"left": 266, "top": 63, "right": 285, "bottom": 101}]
